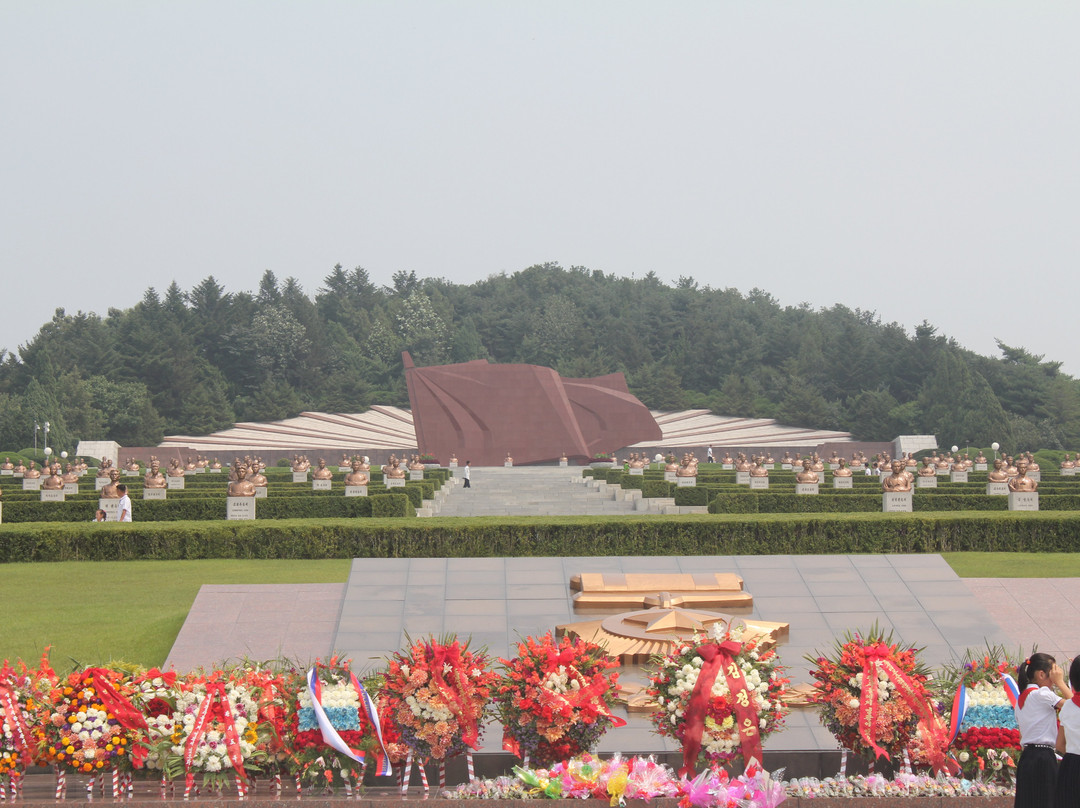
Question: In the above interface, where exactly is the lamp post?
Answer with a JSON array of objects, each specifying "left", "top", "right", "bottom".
[
  {"left": 992, "top": 442, "right": 1000, "bottom": 462},
  {"left": 43, "top": 422, "right": 50, "bottom": 457},
  {"left": 33, "top": 421, "right": 39, "bottom": 453}
]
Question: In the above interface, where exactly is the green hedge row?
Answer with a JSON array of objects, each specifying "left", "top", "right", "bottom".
[
  {"left": 0, "top": 493, "right": 414, "bottom": 522},
  {"left": 706, "top": 493, "right": 1080, "bottom": 513},
  {"left": 4, "top": 511, "right": 1080, "bottom": 562}
]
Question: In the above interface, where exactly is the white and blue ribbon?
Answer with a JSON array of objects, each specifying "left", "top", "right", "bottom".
[{"left": 306, "top": 667, "right": 392, "bottom": 776}]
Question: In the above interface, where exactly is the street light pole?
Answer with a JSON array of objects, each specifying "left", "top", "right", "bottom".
[
  {"left": 44, "top": 421, "right": 50, "bottom": 456},
  {"left": 34, "top": 421, "right": 39, "bottom": 453}
]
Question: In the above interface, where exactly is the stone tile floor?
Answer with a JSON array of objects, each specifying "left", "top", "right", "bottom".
[{"left": 165, "top": 556, "right": 1075, "bottom": 755}]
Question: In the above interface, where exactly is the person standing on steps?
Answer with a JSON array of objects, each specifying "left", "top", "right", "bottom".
[{"left": 463, "top": 460, "right": 471, "bottom": 488}]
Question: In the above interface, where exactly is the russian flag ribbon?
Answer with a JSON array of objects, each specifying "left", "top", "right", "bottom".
[
  {"left": 307, "top": 667, "right": 392, "bottom": 776},
  {"left": 947, "top": 679, "right": 968, "bottom": 744}
]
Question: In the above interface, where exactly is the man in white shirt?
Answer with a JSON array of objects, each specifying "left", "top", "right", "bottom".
[
  {"left": 116, "top": 484, "right": 132, "bottom": 522},
  {"left": 463, "top": 461, "right": 471, "bottom": 488}
]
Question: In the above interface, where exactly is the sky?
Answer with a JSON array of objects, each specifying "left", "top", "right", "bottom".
[{"left": 3, "top": 2, "right": 1079, "bottom": 373}]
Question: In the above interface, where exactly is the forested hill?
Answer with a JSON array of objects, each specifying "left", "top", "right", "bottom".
[{"left": 0, "top": 263, "right": 1075, "bottom": 454}]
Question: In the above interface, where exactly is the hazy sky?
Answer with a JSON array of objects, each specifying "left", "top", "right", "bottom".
[{"left": 3, "top": 2, "right": 1078, "bottom": 374}]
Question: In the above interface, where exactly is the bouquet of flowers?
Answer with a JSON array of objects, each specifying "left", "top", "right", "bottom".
[
  {"left": 40, "top": 667, "right": 144, "bottom": 776},
  {"left": 381, "top": 636, "right": 498, "bottom": 762},
  {"left": 495, "top": 633, "right": 623, "bottom": 766},
  {"left": 154, "top": 667, "right": 277, "bottom": 794},
  {"left": 0, "top": 651, "right": 57, "bottom": 782},
  {"left": 807, "top": 626, "right": 951, "bottom": 772},
  {"left": 282, "top": 657, "right": 390, "bottom": 789},
  {"left": 127, "top": 668, "right": 181, "bottom": 773},
  {"left": 647, "top": 620, "right": 788, "bottom": 775},
  {"left": 941, "top": 647, "right": 1021, "bottom": 783}
]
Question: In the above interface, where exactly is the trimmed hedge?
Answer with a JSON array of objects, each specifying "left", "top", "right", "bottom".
[
  {"left": 4, "top": 511, "right": 1080, "bottom": 562},
  {"left": 707, "top": 493, "right": 1080, "bottom": 514}
]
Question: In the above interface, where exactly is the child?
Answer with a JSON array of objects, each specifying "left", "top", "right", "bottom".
[
  {"left": 1015, "top": 652, "right": 1072, "bottom": 808},
  {"left": 1056, "top": 655, "right": 1080, "bottom": 807}
]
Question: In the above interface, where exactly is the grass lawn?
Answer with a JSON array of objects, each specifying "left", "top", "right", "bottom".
[
  {"left": 0, "top": 559, "right": 349, "bottom": 671},
  {"left": 942, "top": 552, "right": 1080, "bottom": 578}
]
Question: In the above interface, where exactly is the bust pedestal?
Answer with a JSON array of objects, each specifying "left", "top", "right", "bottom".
[
  {"left": 664, "top": 472, "right": 676, "bottom": 482},
  {"left": 255, "top": 486, "right": 267, "bottom": 499},
  {"left": 1062, "top": 467, "right": 1077, "bottom": 476},
  {"left": 950, "top": 471, "right": 968, "bottom": 483},
  {"left": 676, "top": 476, "right": 697, "bottom": 487},
  {"left": 345, "top": 485, "right": 368, "bottom": 497},
  {"left": 144, "top": 488, "right": 166, "bottom": 500},
  {"left": 410, "top": 469, "right": 424, "bottom": 481},
  {"left": 917, "top": 476, "right": 938, "bottom": 489},
  {"left": 313, "top": 479, "right": 332, "bottom": 491},
  {"left": 1028, "top": 471, "right": 1042, "bottom": 482},
  {"left": 781, "top": 464, "right": 793, "bottom": 471},
  {"left": 558, "top": 460, "right": 567, "bottom": 467},
  {"left": 64, "top": 483, "right": 78, "bottom": 495},
  {"left": 721, "top": 463, "right": 734, "bottom": 471},
  {"left": 795, "top": 483, "right": 819, "bottom": 495},
  {"left": 735, "top": 471, "right": 750, "bottom": 485},
  {"left": 833, "top": 477, "right": 853, "bottom": 489},
  {"left": 975, "top": 463, "right": 988, "bottom": 472},
  {"left": 40, "top": 490, "right": 64, "bottom": 502},
  {"left": 124, "top": 469, "right": 139, "bottom": 477},
  {"left": 1008, "top": 491, "right": 1039, "bottom": 511},
  {"left": 338, "top": 465, "right": 351, "bottom": 473},
  {"left": 749, "top": 476, "right": 769, "bottom": 490},
  {"left": 986, "top": 482, "right": 1008, "bottom": 496},
  {"left": 629, "top": 467, "right": 644, "bottom": 476},
  {"left": 167, "top": 476, "right": 185, "bottom": 490},
  {"left": 936, "top": 467, "right": 949, "bottom": 476},
  {"left": 292, "top": 472, "right": 308, "bottom": 483},
  {"left": 227, "top": 497, "right": 256, "bottom": 520},
  {"left": 0, "top": 469, "right": 11, "bottom": 476},
  {"left": 99, "top": 499, "right": 120, "bottom": 519},
  {"left": 882, "top": 491, "right": 913, "bottom": 512},
  {"left": 22, "top": 478, "right": 41, "bottom": 491},
  {"left": 385, "top": 477, "right": 406, "bottom": 488}
]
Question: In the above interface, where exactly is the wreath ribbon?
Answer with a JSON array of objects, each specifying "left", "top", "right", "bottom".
[
  {"left": 0, "top": 685, "right": 34, "bottom": 766},
  {"left": 679, "top": 640, "right": 762, "bottom": 777},
  {"left": 182, "top": 682, "right": 248, "bottom": 793},
  {"left": 429, "top": 643, "right": 483, "bottom": 750},
  {"left": 858, "top": 645, "right": 958, "bottom": 775},
  {"left": 306, "top": 666, "right": 392, "bottom": 775}
]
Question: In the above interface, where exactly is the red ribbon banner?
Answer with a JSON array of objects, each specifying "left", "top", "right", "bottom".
[
  {"left": 0, "top": 685, "right": 34, "bottom": 766},
  {"left": 679, "top": 641, "right": 762, "bottom": 777},
  {"left": 857, "top": 645, "right": 958, "bottom": 775},
  {"left": 83, "top": 668, "right": 148, "bottom": 733},
  {"left": 428, "top": 643, "right": 483, "bottom": 750},
  {"left": 182, "top": 682, "right": 249, "bottom": 794}
]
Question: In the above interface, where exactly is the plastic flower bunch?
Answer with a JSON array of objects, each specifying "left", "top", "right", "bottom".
[
  {"left": 495, "top": 632, "right": 622, "bottom": 766},
  {"left": 40, "top": 668, "right": 141, "bottom": 775},
  {"left": 156, "top": 667, "right": 274, "bottom": 791},
  {"left": 0, "top": 651, "right": 57, "bottom": 776},
  {"left": 381, "top": 635, "right": 499, "bottom": 762},
  {"left": 283, "top": 657, "right": 386, "bottom": 788},
  {"left": 806, "top": 625, "right": 934, "bottom": 761},
  {"left": 647, "top": 620, "right": 788, "bottom": 769}
]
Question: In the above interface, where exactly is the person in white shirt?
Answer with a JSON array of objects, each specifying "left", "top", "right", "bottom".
[
  {"left": 116, "top": 484, "right": 132, "bottom": 522},
  {"left": 1015, "top": 652, "right": 1071, "bottom": 808},
  {"left": 463, "top": 461, "right": 471, "bottom": 489},
  {"left": 1056, "top": 656, "right": 1080, "bottom": 808}
]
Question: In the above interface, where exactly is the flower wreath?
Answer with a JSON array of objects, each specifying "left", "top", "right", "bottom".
[
  {"left": 495, "top": 632, "right": 623, "bottom": 766},
  {"left": 0, "top": 651, "right": 56, "bottom": 781},
  {"left": 381, "top": 636, "right": 498, "bottom": 763},
  {"left": 647, "top": 620, "right": 788, "bottom": 775},
  {"left": 808, "top": 626, "right": 954, "bottom": 773}
]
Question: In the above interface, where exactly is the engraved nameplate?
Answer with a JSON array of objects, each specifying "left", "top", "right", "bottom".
[
  {"left": 781, "top": 464, "right": 793, "bottom": 471},
  {"left": 255, "top": 486, "right": 267, "bottom": 499},
  {"left": 936, "top": 467, "right": 949, "bottom": 476},
  {"left": 345, "top": 485, "right": 368, "bottom": 497},
  {"left": 167, "top": 476, "right": 185, "bottom": 490},
  {"left": 209, "top": 467, "right": 221, "bottom": 473},
  {"left": 227, "top": 497, "right": 256, "bottom": 520},
  {"left": 735, "top": 472, "right": 750, "bottom": 485},
  {"left": 975, "top": 463, "right": 988, "bottom": 472},
  {"left": 410, "top": 470, "right": 424, "bottom": 481},
  {"left": 882, "top": 491, "right": 913, "bottom": 512},
  {"left": 950, "top": 471, "right": 968, "bottom": 483},
  {"left": 795, "top": 483, "right": 819, "bottom": 495},
  {"left": 1062, "top": 467, "right": 1077, "bottom": 476},
  {"left": 23, "top": 478, "right": 41, "bottom": 491},
  {"left": 1008, "top": 491, "right": 1038, "bottom": 511},
  {"left": 664, "top": 472, "right": 676, "bottom": 482},
  {"left": 1028, "top": 471, "right": 1042, "bottom": 482},
  {"left": 676, "top": 476, "right": 697, "bottom": 487},
  {"left": 0, "top": 469, "right": 11, "bottom": 475},
  {"left": 833, "top": 477, "right": 853, "bottom": 489},
  {"left": 124, "top": 469, "right": 139, "bottom": 476},
  {"left": 313, "top": 479, "right": 332, "bottom": 491},
  {"left": 829, "top": 464, "right": 839, "bottom": 471},
  {"left": 385, "top": 477, "right": 406, "bottom": 488},
  {"left": 721, "top": 463, "right": 734, "bottom": 470},
  {"left": 64, "top": 483, "right": 78, "bottom": 495},
  {"left": 557, "top": 461, "right": 566, "bottom": 467},
  {"left": 749, "top": 476, "right": 769, "bottom": 490},
  {"left": 143, "top": 488, "right": 166, "bottom": 500},
  {"left": 986, "top": 482, "right": 1008, "bottom": 495},
  {"left": 917, "top": 476, "right": 938, "bottom": 488},
  {"left": 292, "top": 472, "right": 308, "bottom": 483},
  {"left": 40, "top": 490, "right": 64, "bottom": 502},
  {"left": 99, "top": 499, "right": 120, "bottom": 519},
  {"left": 629, "top": 467, "right": 644, "bottom": 475},
  {"left": 95, "top": 476, "right": 108, "bottom": 491}
]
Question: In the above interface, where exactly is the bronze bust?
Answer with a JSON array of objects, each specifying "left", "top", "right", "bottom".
[
  {"left": 833, "top": 458, "right": 853, "bottom": 477},
  {"left": 987, "top": 459, "right": 1009, "bottom": 482},
  {"left": 42, "top": 463, "right": 64, "bottom": 490},
  {"left": 1008, "top": 460, "right": 1038, "bottom": 492},
  {"left": 344, "top": 460, "right": 369, "bottom": 486},
  {"left": 882, "top": 460, "right": 912, "bottom": 492},
  {"left": 228, "top": 465, "right": 256, "bottom": 497},
  {"left": 144, "top": 459, "right": 167, "bottom": 489},
  {"left": 795, "top": 459, "right": 818, "bottom": 484},
  {"left": 100, "top": 468, "right": 122, "bottom": 498},
  {"left": 24, "top": 461, "right": 41, "bottom": 479},
  {"left": 312, "top": 459, "right": 333, "bottom": 480}
]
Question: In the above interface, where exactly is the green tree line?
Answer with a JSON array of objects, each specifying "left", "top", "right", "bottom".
[{"left": 1, "top": 263, "right": 1075, "bottom": 454}]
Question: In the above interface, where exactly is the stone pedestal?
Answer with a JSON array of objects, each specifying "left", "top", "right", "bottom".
[
  {"left": 63, "top": 483, "right": 78, "bottom": 495},
  {"left": 629, "top": 467, "right": 644, "bottom": 475},
  {"left": 950, "top": 471, "right": 969, "bottom": 483},
  {"left": 124, "top": 469, "right": 139, "bottom": 477},
  {"left": 227, "top": 497, "right": 256, "bottom": 520},
  {"left": 721, "top": 463, "right": 734, "bottom": 470},
  {"left": 0, "top": 469, "right": 11, "bottom": 476},
  {"left": 385, "top": 477, "right": 406, "bottom": 488},
  {"left": 676, "top": 476, "right": 697, "bottom": 487},
  {"left": 975, "top": 463, "right": 988, "bottom": 472},
  {"left": 558, "top": 461, "right": 567, "bottom": 467},
  {"left": 99, "top": 499, "right": 120, "bottom": 519},
  {"left": 167, "top": 476, "right": 185, "bottom": 490},
  {"left": 781, "top": 464, "right": 793, "bottom": 471},
  {"left": 292, "top": 472, "right": 308, "bottom": 483},
  {"left": 917, "top": 476, "right": 938, "bottom": 489},
  {"left": 829, "top": 463, "right": 839, "bottom": 471},
  {"left": 833, "top": 477, "right": 853, "bottom": 489},
  {"left": 936, "top": 467, "right": 949, "bottom": 476},
  {"left": 664, "top": 472, "right": 676, "bottom": 482},
  {"left": 144, "top": 488, "right": 166, "bottom": 500},
  {"left": 22, "top": 477, "right": 41, "bottom": 491},
  {"left": 504, "top": 462, "right": 513, "bottom": 468},
  {"left": 449, "top": 461, "right": 458, "bottom": 468},
  {"left": 209, "top": 467, "right": 222, "bottom": 473},
  {"left": 795, "top": 483, "right": 819, "bottom": 495},
  {"left": 882, "top": 491, "right": 913, "bottom": 512},
  {"left": 986, "top": 482, "right": 1008, "bottom": 496},
  {"left": 345, "top": 485, "right": 368, "bottom": 497},
  {"left": 13, "top": 472, "right": 23, "bottom": 479},
  {"left": 749, "top": 476, "right": 769, "bottom": 490},
  {"left": 1029, "top": 471, "right": 1042, "bottom": 482},
  {"left": 194, "top": 467, "right": 205, "bottom": 474},
  {"left": 313, "top": 479, "right": 332, "bottom": 491},
  {"left": 95, "top": 476, "right": 109, "bottom": 491},
  {"left": 255, "top": 486, "right": 267, "bottom": 499},
  {"left": 735, "top": 471, "right": 750, "bottom": 485},
  {"left": 410, "top": 469, "right": 424, "bottom": 481},
  {"left": 1062, "top": 467, "right": 1077, "bottom": 476},
  {"left": 1008, "top": 491, "right": 1039, "bottom": 511},
  {"left": 40, "top": 489, "right": 64, "bottom": 502},
  {"left": 338, "top": 466, "right": 351, "bottom": 473}
]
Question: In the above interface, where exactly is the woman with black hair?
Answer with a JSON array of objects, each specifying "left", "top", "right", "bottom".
[
  {"left": 1055, "top": 656, "right": 1080, "bottom": 808},
  {"left": 1015, "top": 652, "right": 1071, "bottom": 808}
]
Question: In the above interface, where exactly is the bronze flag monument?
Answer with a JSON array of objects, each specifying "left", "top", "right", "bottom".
[{"left": 403, "top": 352, "right": 662, "bottom": 466}]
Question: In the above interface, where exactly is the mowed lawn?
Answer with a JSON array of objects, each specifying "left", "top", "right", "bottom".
[
  {"left": 2, "top": 553, "right": 1078, "bottom": 672},
  {"left": 0, "top": 559, "right": 349, "bottom": 670}
]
